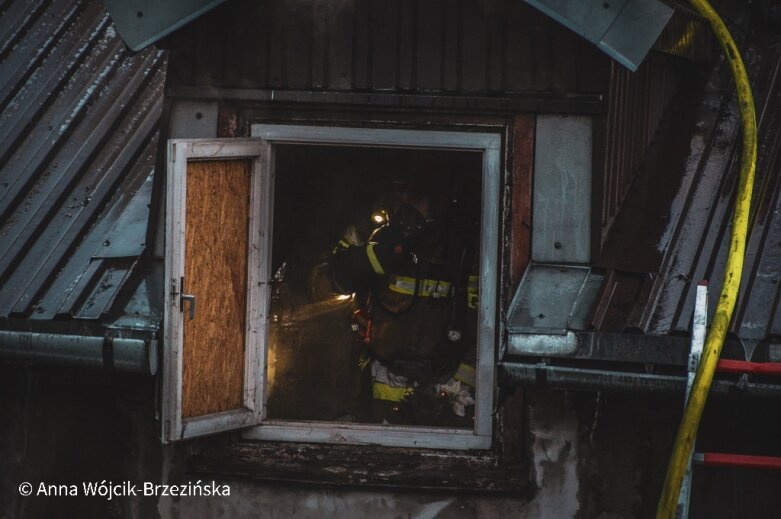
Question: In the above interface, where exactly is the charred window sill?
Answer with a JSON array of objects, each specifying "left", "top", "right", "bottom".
[{"left": 186, "top": 439, "right": 528, "bottom": 493}]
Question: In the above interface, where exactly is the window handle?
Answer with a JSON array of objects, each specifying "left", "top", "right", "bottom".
[{"left": 180, "top": 294, "right": 196, "bottom": 320}]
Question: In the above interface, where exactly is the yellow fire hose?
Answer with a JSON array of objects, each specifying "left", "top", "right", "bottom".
[{"left": 655, "top": 1, "right": 758, "bottom": 518}]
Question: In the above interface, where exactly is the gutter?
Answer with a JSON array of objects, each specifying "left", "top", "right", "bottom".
[
  {"left": 0, "top": 330, "right": 157, "bottom": 375},
  {"left": 499, "top": 362, "right": 781, "bottom": 398},
  {"left": 501, "top": 331, "right": 781, "bottom": 397}
]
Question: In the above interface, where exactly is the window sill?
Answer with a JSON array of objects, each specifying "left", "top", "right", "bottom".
[{"left": 187, "top": 439, "right": 528, "bottom": 493}]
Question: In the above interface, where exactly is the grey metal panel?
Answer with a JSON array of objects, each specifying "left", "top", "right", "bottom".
[
  {"left": 93, "top": 173, "right": 154, "bottom": 260},
  {"left": 169, "top": 100, "right": 219, "bottom": 139},
  {"left": 507, "top": 264, "right": 591, "bottom": 334},
  {"left": 524, "top": 0, "right": 628, "bottom": 44},
  {"left": 74, "top": 262, "right": 134, "bottom": 320},
  {"left": 102, "top": 0, "right": 227, "bottom": 51},
  {"left": 508, "top": 332, "right": 580, "bottom": 356},
  {"left": 598, "top": 0, "right": 674, "bottom": 72},
  {"left": 569, "top": 271, "right": 605, "bottom": 330},
  {"left": 524, "top": 0, "right": 672, "bottom": 71},
  {"left": 532, "top": 115, "right": 592, "bottom": 263},
  {"left": 106, "top": 261, "right": 164, "bottom": 332}
]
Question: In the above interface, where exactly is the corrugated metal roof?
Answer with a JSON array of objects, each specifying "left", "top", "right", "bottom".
[
  {"left": 0, "top": 0, "right": 166, "bottom": 331},
  {"left": 592, "top": 41, "right": 781, "bottom": 347}
]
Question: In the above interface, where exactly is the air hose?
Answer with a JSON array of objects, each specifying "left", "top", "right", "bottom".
[{"left": 655, "top": 1, "right": 757, "bottom": 518}]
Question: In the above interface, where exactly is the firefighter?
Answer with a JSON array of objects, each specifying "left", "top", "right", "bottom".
[{"left": 310, "top": 178, "right": 479, "bottom": 426}]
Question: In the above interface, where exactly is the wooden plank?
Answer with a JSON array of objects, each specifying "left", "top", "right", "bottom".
[
  {"left": 398, "top": 0, "right": 415, "bottom": 90},
  {"left": 193, "top": 9, "right": 224, "bottom": 88},
  {"left": 461, "top": 0, "right": 488, "bottom": 92},
  {"left": 353, "top": 0, "right": 371, "bottom": 89},
  {"left": 191, "top": 441, "right": 527, "bottom": 491},
  {"left": 371, "top": 0, "right": 399, "bottom": 89},
  {"left": 326, "top": 0, "right": 354, "bottom": 90},
  {"left": 311, "top": 0, "right": 329, "bottom": 89},
  {"left": 223, "top": 0, "right": 268, "bottom": 88},
  {"left": 267, "top": 0, "right": 286, "bottom": 88},
  {"left": 442, "top": 0, "right": 459, "bottom": 91},
  {"left": 416, "top": 0, "right": 444, "bottom": 91},
  {"left": 182, "top": 160, "right": 250, "bottom": 419},
  {"left": 509, "top": 114, "right": 534, "bottom": 290},
  {"left": 505, "top": 0, "right": 532, "bottom": 92},
  {"left": 487, "top": 4, "right": 505, "bottom": 92},
  {"left": 285, "top": 2, "right": 313, "bottom": 89},
  {"left": 548, "top": 20, "right": 577, "bottom": 93}
]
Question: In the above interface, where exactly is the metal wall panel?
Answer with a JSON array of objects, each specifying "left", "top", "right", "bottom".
[{"left": 532, "top": 115, "right": 592, "bottom": 264}]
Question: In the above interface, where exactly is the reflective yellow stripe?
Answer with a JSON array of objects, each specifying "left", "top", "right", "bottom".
[
  {"left": 389, "top": 276, "right": 450, "bottom": 297},
  {"left": 467, "top": 275, "right": 479, "bottom": 309},
  {"left": 372, "top": 381, "right": 414, "bottom": 402},
  {"left": 366, "top": 243, "right": 385, "bottom": 275},
  {"left": 454, "top": 363, "right": 476, "bottom": 387},
  {"left": 390, "top": 274, "right": 479, "bottom": 307},
  {"left": 358, "top": 353, "right": 371, "bottom": 371}
]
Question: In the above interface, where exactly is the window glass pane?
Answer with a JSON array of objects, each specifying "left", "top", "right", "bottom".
[{"left": 267, "top": 145, "right": 482, "bottom": 429}]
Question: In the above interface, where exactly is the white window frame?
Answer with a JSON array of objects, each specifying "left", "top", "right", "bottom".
[
  {"left": 243, "top": 125, "right": 501, "bottom": 450},
  {"left": 163, "top": 139, "right": 269, "bottom": 442}
]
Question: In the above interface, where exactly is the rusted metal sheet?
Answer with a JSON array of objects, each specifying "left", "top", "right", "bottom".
[
  {"left": 0, "top": 0, "right": 166, "bottom": 329},
  {"left": 590, "top": 45, "right": 781, "bottom": 349},
  {"left": 595, "top": 10, "right": 712, "bottom": 243},
  {"left": 598, "top": 57, "right": 681, "bottom": 243}
]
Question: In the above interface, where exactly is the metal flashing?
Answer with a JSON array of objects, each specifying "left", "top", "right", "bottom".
[
  {"left": 524, "top": 0, "right": 673, "bottom": 71},
  {"left": 507, "top": 264, "right": 592, "bottom": 335},
  {"left": 102, "top": 0, "right": 227, "bottom": 51}
]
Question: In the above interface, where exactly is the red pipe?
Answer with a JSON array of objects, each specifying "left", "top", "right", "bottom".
[
  {"left": 716, "top": 359, "right": 781, "bottom": 376},
  {"left": 697, "top": 452, "right": 781, "bottom": 470}
]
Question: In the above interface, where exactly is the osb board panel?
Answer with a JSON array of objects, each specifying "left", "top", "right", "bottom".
[{"left": 182, "top": 160, "right": 250, "bottom": 418}]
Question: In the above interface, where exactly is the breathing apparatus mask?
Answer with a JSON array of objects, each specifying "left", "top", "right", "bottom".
[{"left": 370, "top": 183, "right": 440, "bottom": 250}]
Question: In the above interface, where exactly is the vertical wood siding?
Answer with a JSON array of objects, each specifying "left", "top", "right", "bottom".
[{"left": 168, "top": 0, "right": 608, "bottom": 96}]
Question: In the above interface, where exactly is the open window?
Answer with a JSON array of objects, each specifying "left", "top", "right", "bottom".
[
  {"left": 162, "top": 140, "right": 269, "bottom": 442},
  {"left": 163, "top": 126, "right": 501, "bottom": 450}
]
